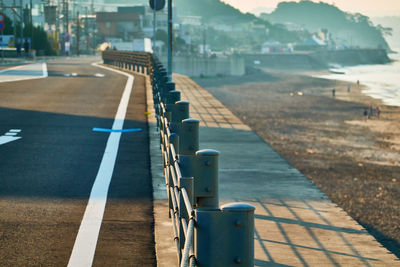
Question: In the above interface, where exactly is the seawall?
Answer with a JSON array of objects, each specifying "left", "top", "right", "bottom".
[
  {"left": 160, "top": 55, "right": 245, "bottom": 77},
  {"left": 243, "top": 49, "right": 391, "bottom": 70}
]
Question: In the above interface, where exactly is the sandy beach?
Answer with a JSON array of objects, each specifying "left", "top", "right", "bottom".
[{"left": 193, "top": 68, "right": 400, "bottom": 257}]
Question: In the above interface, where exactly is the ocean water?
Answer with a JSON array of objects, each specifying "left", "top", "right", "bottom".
[{"left": 316, "top": 49, "right": 400, "bottom": 107}]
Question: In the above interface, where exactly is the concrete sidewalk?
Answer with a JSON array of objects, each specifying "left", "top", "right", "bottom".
[{"left": 149, "top": 73, "right": 399, "bottom": 266}]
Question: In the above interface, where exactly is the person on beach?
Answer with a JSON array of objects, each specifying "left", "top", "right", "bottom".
[
  {"left": 347, "top": 85, "right": 351, "bottom": 92},
  {"left": 369, "top": 106, "right": 374, "bottom": 118},
  {"left": 364, "top": 108, "right": 368, "bottom": 121},
  {"left": 332, "top": 88, "right": 335, "bottom": 97},
  {"left": 376, "top": 106, "right": 381, "bottom": 119}
]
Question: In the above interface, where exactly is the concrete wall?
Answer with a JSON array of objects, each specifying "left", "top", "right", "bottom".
[
  {"left": 242, "top": 49, "right": 391, "bottom": 70},
  {"left": 161, "top": 55, "right": 245, "bottom": 77},
  {"left": 243, "top": 52, "right": 325, "bottom": 70}
]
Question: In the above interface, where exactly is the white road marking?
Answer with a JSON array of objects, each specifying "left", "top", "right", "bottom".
[
  {"left": 42, "top": 62, "right": 48, "bottom": 77},
  {"left": 0, "top": 63, "right": 48, "bottom": 83},
  {"left": 67, "top": 62, "right": 134, "bottom": 267},
  {"left": 0, "top": 129, "right": 22, "bottom": 146}
]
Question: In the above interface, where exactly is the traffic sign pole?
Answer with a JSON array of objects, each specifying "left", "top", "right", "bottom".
[
  {"left": 1, "top": 30, "right": 4, "bottom": 61},
  {"left": 0, "top": 13, "right": 5, "bottom": 61}
]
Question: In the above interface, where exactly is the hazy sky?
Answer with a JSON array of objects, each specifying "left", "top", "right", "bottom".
[{"left": 222, "top": 0, "right": 400, "bottom": 17}]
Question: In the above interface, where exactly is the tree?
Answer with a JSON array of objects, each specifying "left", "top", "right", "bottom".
[
  {"left": 23, "top": 23, "right": 55, "bottom": 55},
  {"left": 2, "top": 14, "right": 15, "bottom": 35},
  {"left": 156, "top": 29, "right": 168, "bottom": 44}
]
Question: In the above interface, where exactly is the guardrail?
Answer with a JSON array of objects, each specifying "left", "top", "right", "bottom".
[
  {"left": 102, "top": 51, "right": 255, "bottom": 267},
  {"left": 102, "top": 50, "right": 152, "bottom": 74}
]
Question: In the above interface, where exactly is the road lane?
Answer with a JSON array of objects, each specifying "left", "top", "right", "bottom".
[{"left": 0, "top": 57, "right": 155, "bottom": 266}]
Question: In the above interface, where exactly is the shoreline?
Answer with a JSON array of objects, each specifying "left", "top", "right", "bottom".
[{"left": 193, "top": 69, "right": 400, "bottom": 257}]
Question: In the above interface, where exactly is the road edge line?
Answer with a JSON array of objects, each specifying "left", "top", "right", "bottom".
[{"left": 67, "top": 62, "right": 134, "bottom": 267}]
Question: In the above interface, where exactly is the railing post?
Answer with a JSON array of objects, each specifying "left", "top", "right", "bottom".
[
  {"left": 177, "top": 118, "right": 200, "bottom": 208},
  {"left": 195, "top": 203, "right": 255, "bottom": 267},
  {"left": 194, "top": 149, "right": 219, "bottom": 209},
  {"left": 177, "top": 118, "right": 199, "bottom": 157},
  {"left": 169, "top": 101, "right": 189, "bottom": 132},
  {"left": 162, "top": 81, "right": 175, "bottom": 103}
]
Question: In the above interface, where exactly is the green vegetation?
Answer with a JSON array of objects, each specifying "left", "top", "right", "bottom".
[
  {"left": 261, "top": 0, "right": 391, "bottom": 50},
  {"left": 2, "top": 14, "right": 55, "bottom": 55},
  {"left": 174, "top": 0, "right": 302, "bottom": 44}
]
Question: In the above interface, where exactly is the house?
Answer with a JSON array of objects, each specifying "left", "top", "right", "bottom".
[
  {"left": 96, "top": 11, "right": 142, "bottom": 41},
  {"left": 295, "top": 35, "right": 327, "bottom": 51},
  {"left": 261, "top": 40, "right": 293, "bottom": 53}
]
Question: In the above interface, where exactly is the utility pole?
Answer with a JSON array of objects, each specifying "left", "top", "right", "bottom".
[
  {"left": 167, "top": 0, "right": 172, "bottom": 79},
  {"left": 152, "top": 0, "right": 156, "bottom": 54},
  {"left": 30, "top": 0, "right": 32, "bottom": 51},
  {"left": 19, "top": 0, "right": 22, "bottom": 41},
  {"left": 85, "top": 6, "right": 88, "bottom": 53},
  {"left": 203, "top": 24, "right": 206, "bottom": 58},
  {"left": 91, "top": 0, "right": 95, "bottom": 54},
  {"left": 56, "top": 0, "right": 60, "bottom": 54},
  {"left": 13, "top": 0, "right": 16, "bottom": 42},
  {"left": 62, "top": 0, "right": 69, "bottom": 55},
  {"left": 76, "top": 11, "right": 79, "bottom": 56}
]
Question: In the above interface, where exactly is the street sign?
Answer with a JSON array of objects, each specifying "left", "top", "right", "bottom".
[
  {"left": 0, "top": 23, "right": 5, "bottom": 31},
  {"left": 149, "top": 0, "right": 165, "bottom": 11},
  {"left": 0, "top": 13, "right": 4, "bottom": 22}
]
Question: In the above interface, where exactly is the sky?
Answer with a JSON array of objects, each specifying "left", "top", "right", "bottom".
[{"left": 222, "top": 0, "right": 400, "bottom": 17}]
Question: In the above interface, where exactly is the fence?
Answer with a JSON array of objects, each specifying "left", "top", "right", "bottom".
[{"left": 102, "top": 51, "right": 255, "bottom": 267}]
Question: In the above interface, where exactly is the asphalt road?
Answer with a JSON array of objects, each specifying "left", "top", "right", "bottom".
[{"left": 0, "top": 57, "right": 155, "bottom": 266}]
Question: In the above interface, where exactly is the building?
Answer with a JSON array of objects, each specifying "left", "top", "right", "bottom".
[{"left": 96, "top": 11, "right": 142, "bottom": 40}]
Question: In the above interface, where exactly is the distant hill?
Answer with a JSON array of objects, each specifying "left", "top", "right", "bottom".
[
  {"left": 261, "top": 0, "right": 391, "bottom": 50},
  {"left": 174, "top": 0, "right": 255, "bottom": 24},
  {"left": 174, "top": 0, "right": 301, "bottom": 43},
  {"left": 371, "top": 16, "right": 400, "bottom": 50}
]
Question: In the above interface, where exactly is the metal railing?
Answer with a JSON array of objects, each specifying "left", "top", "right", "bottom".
[
  {"left": 102, "top": 51, "right": 255, "bottom": 267},
  {"left": 102, "top": 50, "right": 152, "bottom": 74}
]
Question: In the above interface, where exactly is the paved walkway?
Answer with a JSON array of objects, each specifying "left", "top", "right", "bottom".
[{"left": 149, "top": 73, "right": 399, "bottom": 266}]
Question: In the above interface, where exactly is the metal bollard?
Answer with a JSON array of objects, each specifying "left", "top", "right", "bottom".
[
  {"left": 195, "top": 203, "right": 255, "bottom": 267},
  {"left": 177, "top": 119, "right": 199, "bottom": 207},
  {"left": 162, "top": 82, "right": 175, "bottom": 103},
  {"left": 177, "top": 119, "right": 199, "bottom": 156},
  {"left": 166, "top": 90, "right": 181, "bottom": 105},
  {"left": 169, "top": 101, "right": 189, "bottom": 128},
  {"left": 194, "top": 149, "right": 219, "bottom": 209}
]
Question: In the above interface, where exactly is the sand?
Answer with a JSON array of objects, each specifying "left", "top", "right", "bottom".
[{"left": 193, "top": 68, "right": 400, "bottom": 258}]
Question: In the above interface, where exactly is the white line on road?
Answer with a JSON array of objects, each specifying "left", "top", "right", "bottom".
[
  {"left": 0, "top": 129, "right": 22, "bottom": 146},
  {"left": 0, "top": 62, "right": 48, "bottom": 83},
  {"left": 42, "top": 62, "right": 48, "bottom": 77},
  {"left": 67, "top": 62, "right": 134, "bottom": 267}
]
